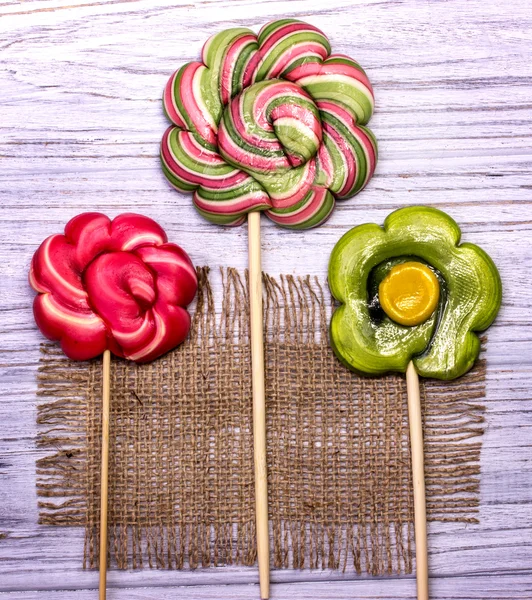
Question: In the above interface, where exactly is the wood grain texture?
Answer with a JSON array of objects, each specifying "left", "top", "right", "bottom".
[
  {"left": 248, "top": 212, "right": 270, "bottom": 600},
  {"left": 406, "top": 362, "right": 428, "bottom": 600},
  {"left": 1, "top": 0, "right": 532, "bottom": 598},
  {"left": 98, "top": 350, "right": 111, "bottom": 600}
]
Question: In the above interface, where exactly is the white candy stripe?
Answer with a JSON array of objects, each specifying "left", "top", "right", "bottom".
[
  {"left": 128, "top": 279, "right": 156, "bottom": 304},
  {"left": 273, "top": 117, "right": 320, "bottom": 147},
  {"left": 186, "top": 129, "right": 223, "bottom": 159},
  {"left": 268, "top": 161, "right": 313, "bottom": 201},
  {"left": 41, "top": 293, "right": 102, "bottom": 326},
  {"left": 140, "top": 248, "right": 197, "bottom": 280},
  {"left": 201, "top": 33, "right": 215, "bottom": 64},
  {"left": 252, "top": 85, "right": 311, "bottom": 123},
  {"left": 170, "top": 71, "right": 188, "bottom": 125},
  {"left": 112, "top": 313, "right": 153, "bottom": 345},
  {"left": 264, "top": 44, "right": 325, "bottom": 79},
  {"left": 127, "top": 310, "right": 166, "bottom": 361},
  {"left": 199, "top": 177, "right": 250, "bottom": 191},
  {"left": 297, "top": 73, "right": 374, "bottom": 108},
  {"left": 192, "top": 65, "right": 218, "bottom": 132},
  {"left": 260, "top": 26, "right": 326, "bottom": 51},
  {"left": 220, "top": 120, "right": 286, "bottom": 169},
  {"left": 29, "top": 263, "right": 47, "bottom": 293},
  {"left": 121, "top": 233, "right": 165, "bottom": 251},
  {"left": 320, "top": 103, "right": 357, "bottom": 130},
  {"left": 352, "top": 128, "right": 374, "bottom": 188},
  {"left": 323, "top": 130, "right": 348, "bottom": 191},
  {"left": 168, "top": 145, "right": 241, "bottom": 181},
  {"left": 195, "top": 190, "right": 267, "bottom": 209},
  {"left": 41, "top": 236, "right": 87, "bottom": 299},
  {"left": 273, "top": 191, "right": 318, "bottom": 218}
]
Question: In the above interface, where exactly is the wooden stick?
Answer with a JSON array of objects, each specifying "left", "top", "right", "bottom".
[
  {"left": 406, "top": 360, "right": 429, "bottom": 600},
  {"left": 99, "top": 349, "right": 111, "bottom": 600},
  {"left": 247, "top": 210, "right": 270, "bottom": 600}
]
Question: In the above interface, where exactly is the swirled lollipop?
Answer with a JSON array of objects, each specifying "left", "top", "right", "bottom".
[
  {"left": 30, "top": 212, "right": 197, "bottom": 362},
  {"left": 329, "top": 206, "right": 502, "bottom": 600},
  {"left": 161, "top": 18, "right": 377, "bottom": 229},
  {"left": 30, "top": 213, "right": 197, "bottom": 599},
  {"left": 161, "top": 21, "right": 378, "bottom": 599}
]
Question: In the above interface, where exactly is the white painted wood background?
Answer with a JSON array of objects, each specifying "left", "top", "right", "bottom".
[{"left": 1, "top": 0, "right": 531, "bottom": 598}]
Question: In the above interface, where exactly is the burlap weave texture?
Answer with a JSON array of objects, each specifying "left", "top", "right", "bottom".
[{"left": 36, "top": 268, "right": 486, "bottom": 574}]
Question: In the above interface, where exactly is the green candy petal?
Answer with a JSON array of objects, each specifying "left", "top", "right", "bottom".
[
  {"left": 328, "top": 206, "right": 502, "bottom": 380},
  {"left": 303, "top": 79, "right": 373, "bottom": 125}
]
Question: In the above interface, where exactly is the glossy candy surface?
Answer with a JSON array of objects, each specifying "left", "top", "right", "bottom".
[
  {"left": 30, "top": 213, "right": 198, "bottom": 362},
  {"left": 379, "top": 261, "right": 440, "bottom": 327},
  {"left": 328, "top": 206, "right": 502, "bottom": 380},
  {"left": 161, "top": 19, "right": 377, "bottom": 229}
]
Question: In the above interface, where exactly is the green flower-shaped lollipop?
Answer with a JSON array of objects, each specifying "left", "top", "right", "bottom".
[
  {"left": 329, "top": 206, "right": 502, "bottom": 598},
  {"left": 329, "top": 206, "right": 502, "bottom": 380}
]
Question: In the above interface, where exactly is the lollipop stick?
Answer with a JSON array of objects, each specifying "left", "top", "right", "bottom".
[
  {"left": 99, "top": 349, "right": 111, "bottom": 600},
  {"left": 406, "top": 360, "right": 429, "bottom": 600},
  {"left": 247, "top": 210, "right": 270, "bottom": 600}
]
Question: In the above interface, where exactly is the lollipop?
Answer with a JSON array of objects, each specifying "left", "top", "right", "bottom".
[
  {"left": 161, "top": 20, "right": 377, "bottom": 598},
  {"left": 329, "top": 206, "right": 502, "bottom": 599},
  {"left": 30, "top": 213, "right": 197, "bottom": 599},
  {"left": 161, "top": 19, "right": 377, "bottom": 229}
]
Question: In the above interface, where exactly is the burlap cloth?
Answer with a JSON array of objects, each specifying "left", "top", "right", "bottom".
[{"left": 36, "top": 267, "right": 486, "bottom": 574}]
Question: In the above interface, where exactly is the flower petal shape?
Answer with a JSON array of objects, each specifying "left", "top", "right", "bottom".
[
  {"left": 30, "top": 212, "right": 197, "bottom": 362},
  {"left": 328, "top": 206, "right": 502, "bottom": 380},
  {"left": 161, "top": 19, "right": 377, "bottom": 230}
]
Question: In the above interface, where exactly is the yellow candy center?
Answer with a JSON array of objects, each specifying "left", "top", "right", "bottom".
[{"left": 378, "top": 261, "right": 440, "bottom": 326}]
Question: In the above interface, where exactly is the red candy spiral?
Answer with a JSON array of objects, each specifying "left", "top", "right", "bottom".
[{"left": 29, "top": 213, "right": 197, "bottom": 362}]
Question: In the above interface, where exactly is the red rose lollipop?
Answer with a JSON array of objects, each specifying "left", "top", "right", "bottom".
[
  {"left": 30, "top": 212, "right": 197, "bottom": 362},
  {"left": 30, "top": 213, "right": 197, "bottom": 599}
]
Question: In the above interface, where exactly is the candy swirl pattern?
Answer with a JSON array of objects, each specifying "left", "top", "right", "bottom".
[
  {"left": 30, "top": 213, "right": 198, "bottom": 362},
  {"left": 161, "top": 19, "right": 377, "bottom": 229}
]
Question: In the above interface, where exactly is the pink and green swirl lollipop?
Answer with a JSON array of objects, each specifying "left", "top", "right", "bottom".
[
  {"left": 160, "top": 20, "right": 378, "bottom": 599},
  {"left": 161, "top": 19, "right": 377, "bottom": 229}
]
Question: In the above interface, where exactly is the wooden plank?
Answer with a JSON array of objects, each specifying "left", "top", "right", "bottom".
[
  {"left": 1, "top": 0, "right": 531, "bottom": 596},
  {"left": 1, "top": 575, "right": 532, "bottom": 599}
]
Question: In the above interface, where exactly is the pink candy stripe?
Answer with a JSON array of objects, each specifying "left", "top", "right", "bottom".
[
  {"left": 219, "top": 107, "right": 289, "bottom": 172},
  {"left": 269, "top": 104, "right": 322, "bottom": 143},
  {"left": 318, "top": 100, "right": 356, "bottom": 126},
  {"left": 269, "top": 160, "right": 315, "bottom": 208},
  {"left": 245, "top": 49, "right": 262, "bottom": 86},
  {"left": 254, "top": 81, "right": 312, "bottom": 120},
  {"left": 323, "top": 123, "right": 357, "bottom": 196},
  {"left": 178, "top": 129, "right": 224, "bottom": 165},
  {"left": 194, "top": 191, "right": 270, "bottom": 214},
  {"left": 220, "top": 35, "right": 258, "bottom": 105},
  {"left": 163, "top": 71, "right": 187, "bottom": 128},
  {"left": 318, "top": 100, "right": 376, "bottom": 193},
  {"left": 288, "top": 56, "right": 374, "bottom": 96},
  {"left": 162, "top": 129, "right": 249, "bottom": 189},
  {"left": 179, "top": 63, "right": 217, "bottom": 145},
  {"left": 264, "top": 42, "right": 329, "bottom": 79},
  {"left": 352, "top": 127, "right": 377, "bottom": 184},
  {"left": 259, "top": 22, "right": 326, "bottom": 55},
  {"left": 268, "top": 185, "right": 329, "bottom": 225},
  {"left": 229, "top": 94, "right": 279, "bottom": 150},
  {"left": 317, "top": 142, "right": 334, "bottom": 188}
]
